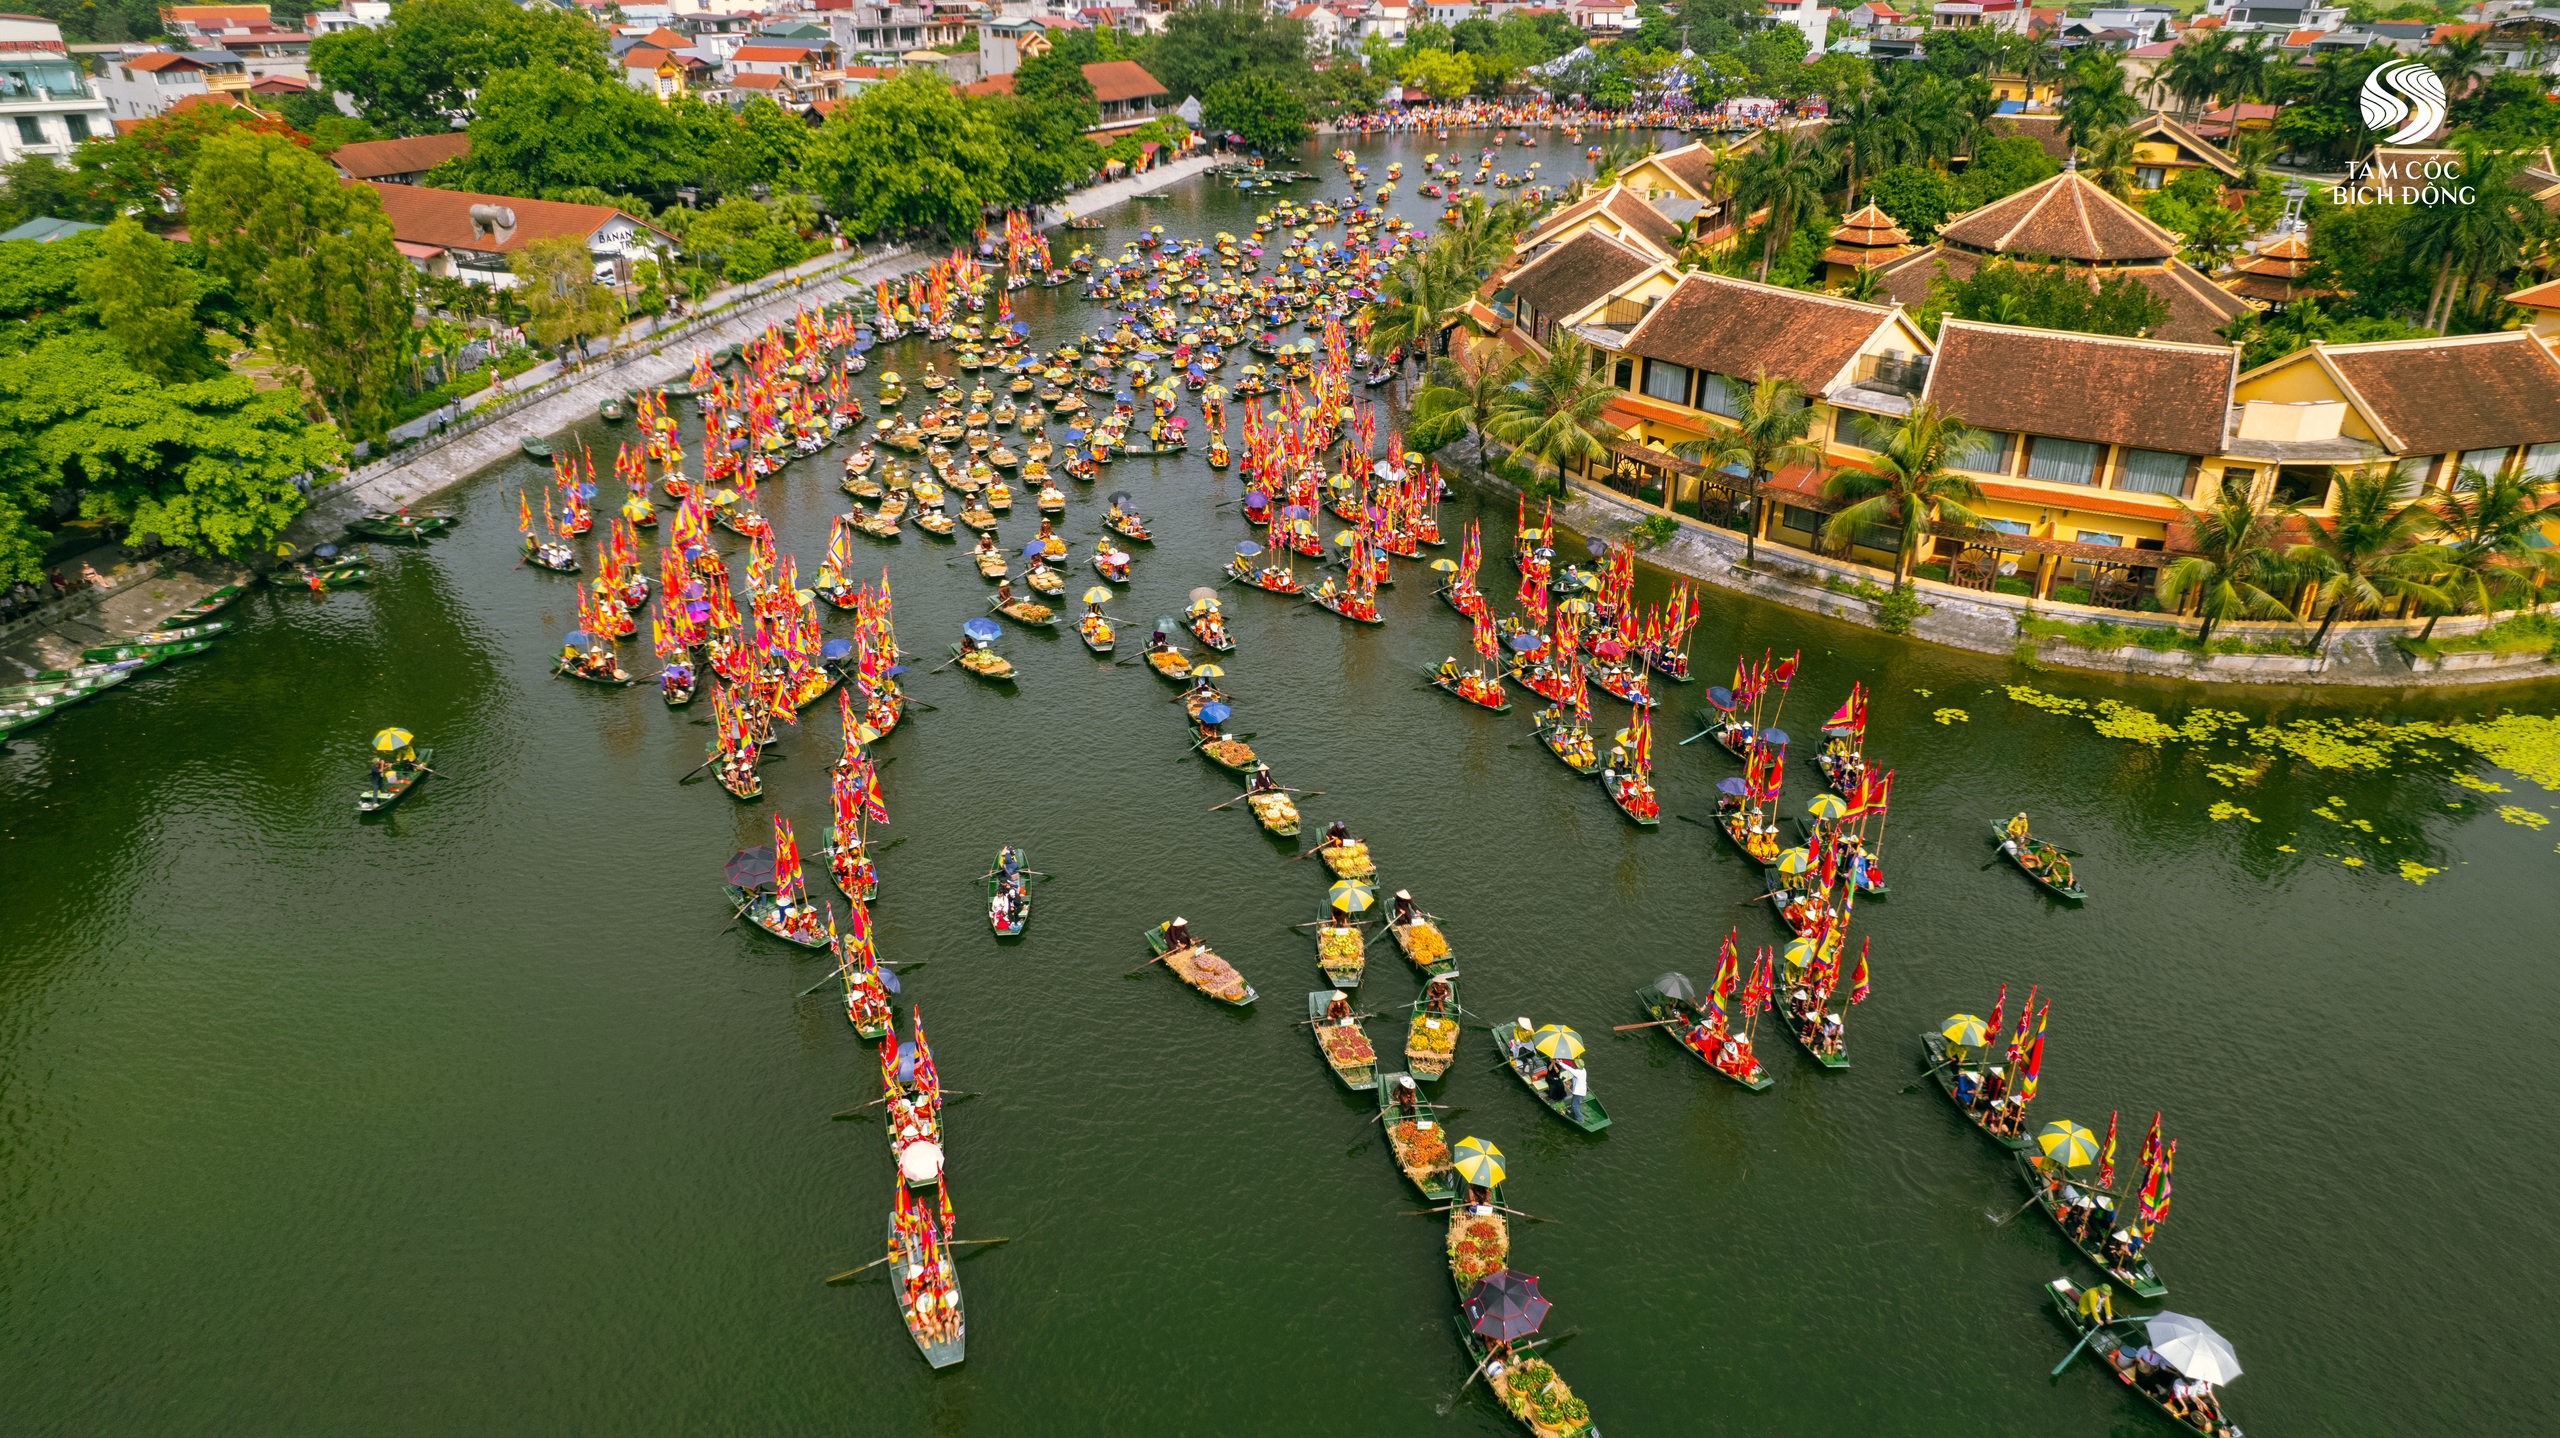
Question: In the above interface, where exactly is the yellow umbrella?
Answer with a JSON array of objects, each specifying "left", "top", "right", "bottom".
[
  {"left": 1192, "top": 663, "right": 1225, "bottom": 678},
  {"left": 1081, "top": 586, "right": 1114, "bottom": 603},
  {"left": 2036, "top": 1119, "right": 2100, "bottom": 1169},
  {"left": 1529, "top": 1024, "right": 1585, "bottom": 1061},
  {"left": 1942, "top": 1014, "right": 1989, "bottom": 1048},
  {"left": 1776, "top": 847, "right": 1815, "bottom": 876},
  {"left": 1782, "top": 936, "right": 1819, "bottom": 972},
  {"left": 1452, "top": 1136, "right": 1505, "bottom": 1188},
  {"left": 1807, "top": 794, "right": 1849, "bottom": 820},
  {"left": 372, "top": 727, "right": 414, "bottom": 751},
  {"left": 1429, "top": 558, "right": 1460, "bottom": 573},
  {"left": 1333, "top": 530, "right": 1359, "bottom": 546},
  {"left": 1613, "top": 727, "right": 1639, "bottom": 746},
  {"left": 1328, "top": 880, "right": 1376, "bottom": 913}
]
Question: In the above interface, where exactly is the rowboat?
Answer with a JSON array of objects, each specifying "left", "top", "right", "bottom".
[
  {"left": 1424, "top": 665, "right": 1510, "bottom": 712},
  {"left": 1194, "top": 731, "right": 1257, "bottom": 775},
  {"left": 1917, "top": 1031, "right": 2031, "bottom": 1150},
  {"left": 1305, "top": 991, "right": 1379, "bottom": 1090},
  {"left": 1446, "top": 1203, "right": 1509, "bottom": 1302},
  {"left": 80, "top": 626, "right": 222, "bottom": 662},
  {"left": 1310, "top": 588, "right": 1384, "bottom": 624},
  {"left": 988, "top": 846, "right": 1030, "bottom": 935},
  {"left": 1377, "top": 1075, "right": 1458, "bottom": 1200},
  {"left": 888, "top": 1212, "right": 966, "bottom": 1370},
  {"left": 1453, "top": 1311, "right": 1598, "bottom": 1438},
  {"left": 1387, "top": 905, "right": 1453, "bottom": 976},
  {"left": 2018, "top": 1151, "right": 2167, "bottom": 1297},
  {"left": 1636, "top": 981, "right": 1772, "bottom": 1091},
  {"left": 914, "top": 509, "right": 956, "bottom": 537},
  {"left": 1591, "top": 664, "right": 1651, "bottom": 706},
  {"left": 2044, "top": 1279, "right": 2230, "bottom": 1433},
  {"left": 1142, "top": 921, "right": 1256, "bottom": 1005},
  {"left": 723, "top": 883, "right": 830, "bottom": 949},
  {"left": 991, "top": 598, "right": 1056, "bottom": 629},
  {"left": 556, "top": 659, "right": 640, "bottom": 686},
  {"left": 1144, "top": 644, "right": 1192, "bottom": 681},
  {"left": 1599, "top": 764, "right": 1661, "bottom": 827},
  {"left": 1533, "top": 714, "right": 1601, "bottom": 776},
  {"left": 1313, "top": 914, "right": 1364, "bottom": 988},
  {"left": 1316, "top": 832, "right": 1375, "bottom": 880},
  {"left": 1077, "top": 611, "right": 1114, "bottom": 654},
  {"left": 951, "top": 642, "right": 1014, "bottom": 683},
  {"left": 1788, "top": 815, "right": 1888, "bottom": 897},
  {"left": 357, "top": 746, "right": 432, "bottom": 815},
  {"left": 1104, "top": 507, "right": 1152, "bottom": 542},
  {"left": 346, "top": 516, "right": 438, "bottom": 543},
  {"left": 522, "top": 537, "right": 579, "bottom": 572},
  {"left": 520, "top": 435, "right": 552, "bottom": 459},
  {"left": 1773, "top": 981, "right": 1850, "bottom": 1070},
  {"left": 1992, "top": 823, "right": 2086, "bottom": 900},
  {"left": 166, "top": 584, "right": 248, "bottom": 624},
  {"left": 1490, "top": 1027, "right": 1612, "bottom": 1131},
  {"left": 1404, "top": 992, "right": 1460, "bottom": 1080}
]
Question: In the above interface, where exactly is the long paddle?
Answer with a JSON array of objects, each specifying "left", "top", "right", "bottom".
[
  {"left": 1611, "top": 1018, "right": 1678, "bottom": 1032},
  {"left": 2050, "top": 1314, "right": 2147, "bottom": 1378},
  {"left": 1901, "top": 1055, "right": 1962, "bottom": 1093},
  {"left": 1991, "top": 1186, "right": 2053, "bottom": 1226},
  {"left": 825, "top": 1236, "right": 1012, "bottom": 1284}
]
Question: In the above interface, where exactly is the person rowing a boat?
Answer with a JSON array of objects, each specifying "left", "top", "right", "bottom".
[
  {"left": 1323, "top": 819, "right": 1351, "bottom": 849},
  {"left": 1390, "top": 1073, "right": 1422, "bottom": 1117},
  {"left": 1163, "top": 916, "right": 1193, "bottom": 950},
  {"left": 1324, "top": 992, "right": 1353, "bottom": 1022},
  {"left": 1437, "top": 655, "right": 1461, "bottom": 681},
  {"left": 1246, "top": 762, "right": 1281, "bottom": 794}
]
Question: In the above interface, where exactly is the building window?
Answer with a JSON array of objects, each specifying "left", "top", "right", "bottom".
[
  {"left": 65, "top": 114, "right": 89, "bottom": 141},
  {"left": 1611, "top": 357, "right": 1633, "bottom": 389},
  {"left": 14, "top": 116, "right": 40, "bottom": 145},
  {"left": 1696, "top": 371, "right": 1741, "bottom": 418},
  {"left": 2025, "top": 436, "right": 2100, "bottom": 486},
  {"left": 1779, "top": 505, "right": 1820, "bottom": 534},
  {"left": 1953, "top": 430, "right": 2015, "bottom": 474},
  {"left": 2272, "top": 464, "right": 2333, "bottom": 506},
  {"left": 2386, "top": 456, "right": 2433, "bottom": 500},
  {"left": 2454, "top": 447, "right": 2510, "bottom": 488},
  {"left": 2136, "top": 166, "right": 2165, "bottom": 189},
  {"left": 2217, "top": 466, "right": 2255, "bottom": 500},
  {"left": 2115, "top": 448, "right": 2192, "bottom": 495},
  {"left": 2074, "top": 530, "right": 2125, "bottom": 547},
  {"left": 1641, "top": 359, "right": 1690, "bottom": 406},
  {"left": 2522, "top": 441, "right": 2560, "bottom": 481}
]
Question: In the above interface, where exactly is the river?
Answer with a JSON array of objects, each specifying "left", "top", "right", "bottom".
[{"left": 4, "top": 133, "right": 2554, "bottom": 1436}]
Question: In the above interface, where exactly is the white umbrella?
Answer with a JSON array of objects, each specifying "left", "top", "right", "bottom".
[
  {"left": 2145, "top": 1312, "right": 2242, "bottom": 1385},
  {"left": 898, "top": 1140, "right": 945, "bottom": 1183}
]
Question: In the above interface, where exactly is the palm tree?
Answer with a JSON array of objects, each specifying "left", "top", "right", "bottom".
[
  {"left": 2400, "top": 140, "right": 2540, "bottom": 332},
  {"left": 1725, "top": 127, "right": 1838, "bottom": 284},
  {"left": 2157, "top": 30, "right": 2233, "bottom": 119},
  {"left": 1822, "top": 82, "right": 1907, "bottom": 214},
  {"left": 2082, "top": 126, "right": 2141, "bottom": 199},
  {"left": 1675, "top": 370, "right": 1825, "bottom": 566},
  {"left": 1408, "top": 334, "right": 1526, "bottom": 466},
  {"left": 1491, "top": 331, "right": 1620, "bottom": 494},
  {"left": 2417, "top": 466, "right": 2560, "bottom": 638},
  {"left": 1821, "top": 402, "right": 1985, "bottom": 582},
  {"left": 2285, "top": 465, "right": 2445, "bottom": 649},
  {"left": 1590, "top": 138, "right": 1658, "bottom": 185},
  {"left": 2230, "top": 132, "right": 2276, "bottom": 190},
  {"left": 2157, "top": 484, "right": 2298, "bottom": 645},
  {"left": 2060, "top": 49, "right": 2138, "bottom": 152},
  {"left": 2430, "top": 32, "right": 2494, "bottom": 100},
  {"left": 1365, "top": 249, "right": 1470, "bottom": 364},
  {"left": 768, "top": 190, "right": 821, "bottom": 237},
  {"left": 2182, "top": 203, "right": 2249, "bottom": 272}
]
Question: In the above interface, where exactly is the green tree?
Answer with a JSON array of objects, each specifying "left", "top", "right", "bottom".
[
  {"left": 1932, "top": 258, "right": 2168, "bottom": 340},
  {"left": 1680, "top": 370, "right": 1824, "bottom": 566},
  {"left": 2400, "top": 140, "right": 2544, "bottom": 333},
  {"left": 1822, "top": 81, "right": 1911, "bottom": 213},
  {"left": 68, "top": 102, "right": 307, "bottom": 228},
  {"left": 1822, "top": 401, "right": 1984, "bottom": 581},
  {"left": 2418, "top": 467, "right": 2560, "bottom": 637},
  {"left": 2285, "top": 464, "right": 2444, "bottom": 648},
  {"left": 1365, "top": 246, "right": 1471, "bottom": 362},
  {"left": 684, "top": 197, "right": 810, "bottom": 280},
  {"left": 2060, "top": 50, "right": 2137, "bottom": 151},
  {"left": 1725, "top": 127, "right": 1836, "bottom": 284},
  {"left": 805, "top": 71, "right": 1015, "bottom": 240},
  {"left": 434, "top": 68, "right": 720, "bottom": 206},
  {"left": 707, "top": 96, "right": 813, "bottom": 198},
  {"left": 0, "top": 153, "right": 115, "bottom": 232},
  {"left": 309, "top": 0, "right": 613, "bottom": 135},
  {"left": 1957, "top": 133, "right": 2061, "bottom": 207},
  {"left": 0, "top": 331, "right": 343, "bottom": 577},
  {"left": 1147, "top": 0, "right": 1313, "bottom": 105},
  {"left": 511, "top": 236, "right": 622, "bottom": 354},
  {"left": 77, "top": 219, "right": 214, "bottom": 383},
  {"left": 186, "top": 130, "right": 416, "bottom": 438},
  {"left": 1491, "top": 332, "right": 1619, "bottom": 494},
  {"left": 1863, "top": 164, "right": 1961, "bottom": 241},
  {"left": 1407, "top": 334, "right": 1524, "bottom": 464},
  {"left": 1202, "top": 72, "right": 1310, "bottom": 156},
  {"left": 2081, "top": 125, "right": 2139, "bottom": 200},
  {"left": 1002, "top": 55, "right": 1105, "bottom": 205},
  {"left": 2157, "top": 484, "right": 2297, "bottom": 644}
]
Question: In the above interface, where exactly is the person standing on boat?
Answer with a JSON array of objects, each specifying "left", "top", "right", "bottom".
[{"left": 1561, "top": 1060, "right": 1588, "bottom": 1122}]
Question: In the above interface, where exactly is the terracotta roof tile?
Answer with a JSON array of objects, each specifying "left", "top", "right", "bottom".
[
  {"left": 358, "top": 181, "right": 670, "bottom": 257},
  {"left": 1648, "top": 141, "right": 1717, "bottom": 196},
  {"left": 327, "top": 131, "right": 469, "bottom": 180},
  {"left": 2136, "top": 260, "right": 2251, "bottom": 345},
  {"left": 1621, "top": 271, "right": 1907, "bottom": 393},
  {"left": 1083, "top": 60, "right": 1166, "bottom": 102},
  {"left": 1938, "top": 170, "right": 2177, "bottom": 264},
  {"left": 1504, "top": 230, "right": 1657, "bottom": 324},
  {"left": 1924, "top": 320, "right": 2234, "bottom": 456},
  {"left": 2319, "top": 333, "right": 2560, "bottom": 457}
]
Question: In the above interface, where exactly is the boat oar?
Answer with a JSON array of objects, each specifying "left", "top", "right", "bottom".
[
  {"left": 1295, "top": 1012, "right": 1377, "bottom": 1026},
  {"left": 2051, "top": 1315, "right": 2148, "bottom": 1377},
  {"left": 1901, "top": 1056, "right": 1961, "bottom": 1093},
  {"left": 823, "top": 1255, "right": 893, "bottom": 1284},
  {"left": 1991, "top": 1186, "right": 2054, "bottom": 1226},
  {"left": 1676, "top": 725, "right": 1719, "bottom": 746},
  {"left": 1611, "top": 1018, "right": 1678, "bottom": 1032}
]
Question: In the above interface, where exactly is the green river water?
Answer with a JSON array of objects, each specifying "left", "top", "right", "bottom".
[{"left": 5, "top": 136, "right": 2556, "bottom": 1436}]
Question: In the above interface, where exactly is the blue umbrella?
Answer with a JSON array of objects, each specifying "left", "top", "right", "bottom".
[
  {"left": 963, "top": 617, "right": 1001, "bottom": 642},
  {"left": 883, "top": 665, "right": 908, "bottom": 678},
  {"left": 853, "top": 339, "right": 873, "bottom": 353},
  {"left": 821, "top": 638, "right": 853, "bottom": 660},
  {"left": 578, "top": 483, "right": 597, "bottom": 499},
  {"left": 1717, "top": 777, "right": 1751, "bottom": 796},
  {"left": 1012, "top": 321, "right": 1029, "bottom": 334},
  {"left": 315, "top": 544, "right": 337, "bottom": 558},
  {"left": 879, "top": 966, "right": 901, "bottom": 995},
  {"left": 1235, "top": 540, "right": 1263, "bottom": 556},
  {"left": 1115, "top": 390, "right": 1136, "bottom": 403},
  {"left": 1065, "top": 428, "right": 1088, "bottom": 443},
  {"left": 1587, "top": 536, "right": 1608, "bottom": 556},
  {"left": 1507, "top": 632, "right": 1544, "bottom": 652},
  {"left": 1707, "top": 685, "right": 1738, "bottom": 711},
  {"left": 1198, "top": 701, "right": 1232, "bottom": 725},
  {"left": 563, "top": 631, "right": 593, "bottom": 646},
  {"left": 1763, "top": 728, "right": 1790, "bottom": 748},
  {"left": 1284, "top": 504, "right": 1312, "bottom": 519},
  {"left": 1022, "top": 541, "right": 1046, "bottom": 556}
]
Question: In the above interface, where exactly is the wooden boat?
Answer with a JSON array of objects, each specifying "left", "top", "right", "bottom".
[
  {"left": 960, "top": 506, "right": 1000, "bottom": 534},
  {"left": 1534, "top": 715, "right": 1601, "bottom": 776},
  {"left": 1077, "top": 611, "right": 1114, "bottom": 654},
  {"left": 80, "top": 625, "right": 222, "bottom": 662},
  {"left": 556, "top": 659, "right": 640, "bottom": 686},
  {"left": 346, "top": 516, "right": 436, "bottom": 543},
  {"left": 1490, "top": 1028, "right": 1612, "bottom": 1132},
  {"left": 520, "top": 434, "right": 552, "bottom": 459},
  {"left": 1142, "top": 921, "right": 1256, "bottom": 1005},
  {"left": 972, "top": 548, "right": 1008, "bottom": 578},
  {"left": 1637, "top": 982, "right": 1772, "bottom": 1091},
  {"left": 1993, "top": 823, "right": 2086, "bottom": 900},
  {"left": 1229, "top": 559, "right": 1302, "bottom": 594},
  {"left": 1454, "top": 1311, "right": 1598, "bottom": 1438},
  {"left": 1591, "top": 664, "right": 1652, "bottom": 706},
  {"left": 952, "top": 642, "right": 1015, "bottom": 683},
  {"left": 1312, "top": 915, "right": 1364, "bottom": 988},
  {"left": 888, "top": 1211, "right": 967, "bottom": 1370},
  {"left": 1447, "top": 1201, "right": 1511, "bottom": 1305},
  {"left": 1405, "top": 997, "right": 1460, "bottom": 1080},
  {"left": 1022, "top": 564, "right": 1064, "bottom": 597},
  {"left": 988, "top": 846, "right": 1031, "bottom": 935},
  {"left": 722, "top": 883, "right": 830, "bottom": 949},
  {"left": 1144, "top": 644, "right": 1191, "bottom": 681},
  {"left": 1917, "top": 1031, "right": 2032, "bottom": 1150},
  {"left": 357, "top": 746, "right": 432, "bottom": 815},
  {"left": 991, "top": 598, "right": 1057, "bottom": 629},
  {"left": 1305, "top": 991, "right": 1379, "bottom": 1090},
  {"left": 2018, "top": 1151, "right": 2168, "bottom": 1298},
  {"left": 914, "top": 509, "right": 956, "bottom": 537},
  {"left": 1424, "top": 665, "right": 1509, "bottom": 713},
  {"left": 1245, "top": 786, "right": 1299, "bottom": 837},
  {"left": 2044, "top": 1279, "right": 2230, "bottom": 1433},
  {"left": 1316, "top": 833, "right": 1375, "bottom": 880},
  {"left": 1185, "top": 605, "right": 1235, "bottom": 653},
  {"left": 1310, "top": 588, "right": 1385, "bottom": 625},
  {"left": 167, "top": 584, "right": 248, "bottom": 624},
  {"left": 1387, "top": 908, "right": 1453, "bottom": 977},
  {"left": 1378, "top": 1076, "right": 1458, "bottom": 1200},
  {"left": 1773, "top": 980, "right": 1850, "bottom": 1070},
  {"left": 1194, "top": 731, "right": 1257, "bottom": 775},
  {"left": 1600, "top": 764, "right": 1662, "bottom": 828},
  {"left": 1104, "top": 507, "right": 1152, "bottom": 542}
]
